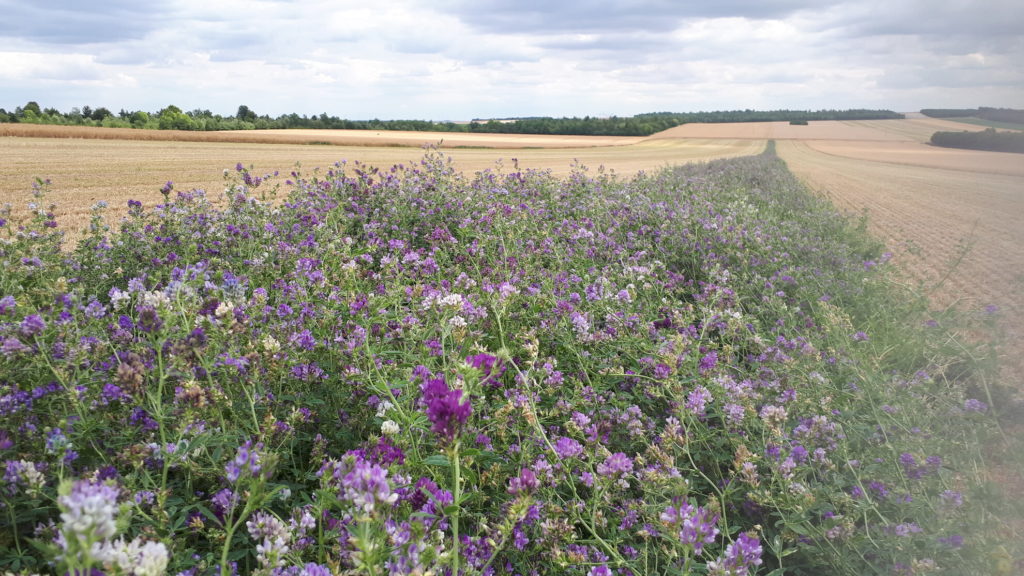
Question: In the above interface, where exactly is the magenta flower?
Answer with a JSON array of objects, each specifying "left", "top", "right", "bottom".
[
  {"left": 421, "top": 377, "right": 471, "bottom": 442},
  {"left": 466, "top": 353, "right": 505, "bottom": 387},
  {"left": 507, "top": 468, "right": 539, "bottom": 495}
]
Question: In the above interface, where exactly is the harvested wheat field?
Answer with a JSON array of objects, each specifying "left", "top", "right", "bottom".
[
  {"left": 777, "top": 139, "right": 1024, "bottom": 377},
  {"left": 800, "top": 140, "right": 1024, "bottom": 176},
  {"left": 650, "top": 117, "right": 991, "bottom": 142},
  {"left": 0, "top": 123, "right": 644, "bottom": 149},
  {"left": 0, "top": 130, "right": 761, "bottom": 236}
]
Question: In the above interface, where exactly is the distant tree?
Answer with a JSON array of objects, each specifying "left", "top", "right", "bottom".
[
  {"left": 130, "top": 110, "right": 150, "bottom": 127},
  {"left": 931, "top": 128, "right": 1024, "bottom": 153},
  {"left": 159, "top": 104, "right": 183, "bottom": 116},
  {"left": 158, "top": 106, "right": 194, "bottom": 130},
  {"left": 22, "top": 101, "right": 42, "bottom": 116},
  {"left": 0, "top": 108, "right": 9, "bottom": 123},
  {"left": 236, "top": 105, "right": 257, "bottom": 122},
  {"left": 82, "top": 105, "right": 93, "bottom": 119},
  {"left": 91, "top": 107, "right": 113, "bottom": 121}
]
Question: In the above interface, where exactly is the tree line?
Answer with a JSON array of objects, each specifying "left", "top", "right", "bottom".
[
  {"left": 921, "top": 107, "right": 1024, "bottom": 124},
  {"left": 930, "top": 128, "right": 1024, "bottom": 154},
  {"left": 0, "top": 101, "right": 903, "bottom": 137}
]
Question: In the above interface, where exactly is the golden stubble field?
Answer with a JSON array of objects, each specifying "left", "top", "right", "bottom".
[{"left": 0, "top": 124, "right": 762, "bottom": 234}]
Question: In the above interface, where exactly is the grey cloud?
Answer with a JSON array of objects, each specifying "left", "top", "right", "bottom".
[
  {"left": 0, "top": 0, "right": 173, "bottom": 44},
  {"left": 444, "top": 0, "right": 836, "bottom": 34},
  {"left": 536, "top": 31, "right": 674, "bottom": 54}
]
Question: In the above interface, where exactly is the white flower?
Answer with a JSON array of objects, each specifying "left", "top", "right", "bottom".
[
  {"left": 381, "top": 420, "right": 401, "bottom": 435},
  {"left": 94, "top": 537, "right": 166, "bottom": 576},
  {"left": 17, "top": 460, "right": 45, "bottom": 492},
  {"left": 215, "top": 301, "right": 235, "bottom": 320},
  {"left": 59, "top": 480, "right": 120, "bottom": 542},
  {"left": 376, "top": 401, "right": 394, "bottom": 418},
  {"left": 134, "top": 540, "right": 170, "bottom": 576},
  {"left": 142, "top": 290, "right": 170, "bottom": 308},
  {"left": 261, "top": 335, "right": 281, "bottom": 353},
  {"left": 109, "top": 288, "right": 131, "bottom": 311},
  {"left": 440, "top": 293, "right": 464, "bottom": 309}
]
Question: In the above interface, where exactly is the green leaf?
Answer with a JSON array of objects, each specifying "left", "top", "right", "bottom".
[
  {"left": 787, "top": 523, "right": 810, "bottom": 536},
  {"left": 424, "top": 454, "right": 450, "bottom": 467}
]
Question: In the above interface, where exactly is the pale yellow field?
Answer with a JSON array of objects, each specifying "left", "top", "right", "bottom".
[
  {"left": 0, "top": 123, "right": 644, "bottom": 149},
  {"left": 649, "top": 117, "right": 992, "bottom": 142},
  {"left": 0, "top": 130, "right": 762, "bottom": 236}
]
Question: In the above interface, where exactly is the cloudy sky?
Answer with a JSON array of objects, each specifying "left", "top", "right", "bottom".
[{"left": 1, "top": 0, "right": 1021, "bottom": 120}]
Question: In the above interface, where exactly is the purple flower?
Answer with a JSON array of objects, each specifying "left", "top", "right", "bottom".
[
  {"left": 723, "top": 403, "right": 745, "bottom": 425},
  {"left": 18, "top": 314, "right": 46, "bottom": 338},
  {"left": 891, "top": 522, "right": 922, "bottom": 537},
  {"left": 319, "top": 455, "right": 397, "bottom": 514},
  {"left": 466, "top": 353, "right": 505, "bottom": 386},
  {"left": 226, "top": 440, "right": 266, "bottom": 483},
  {"left": 508, "top": 468, "right": 539, "bottom": 495},
  {"left": 211, "top": 488, "right": 239, "bottom": 521},
  {"left": 686, "top": 385, "right": 713, "bottom": 415},
  {"left": 940, "top": 489, "right": 963, "bottom": 509},
  {"left": 938, "top": 534, "right": 964, "bottom": 548},
  {"left": 0, "top": 295, "right": 16, "bottom": 315},
  {"left": 597, "top": 452, "right": 633, "bottom": 477},
  {"left": 709, "top": 532, "right": 763, "bottom": 576},
  {"left": 661, "top": 501, "right": 720, "bottom": 555},
  {"left": 421, "top": 377, "right": 471, "bottom": 442},
  {"left": 963, "top": 398, "right": 988, "bottom": 413},
  {"left": 553, "top": 436, "right": 584, "bottom": 460},
  {"left": 698, "top": 351, "right": 718, "bottom": 374},
  {"left": 1, "top": 337, "right": 31, "bottom": 357}
]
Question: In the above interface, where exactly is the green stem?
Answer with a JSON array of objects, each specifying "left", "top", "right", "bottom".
[
  {"left": 7, "top": 505, "right": 21, "bottom": 555},
  {"left": 452, "top": 440, "right": 461, "bottom": 576}
]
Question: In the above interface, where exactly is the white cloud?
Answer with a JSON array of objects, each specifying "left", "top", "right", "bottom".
[{"left": 0, "top": 0, "right": 1020, "bottom": 118}]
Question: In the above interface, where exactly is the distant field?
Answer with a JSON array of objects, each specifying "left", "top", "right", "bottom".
[
  {"left": 777, "top": 140, "right": 1024, "bottom": 380},
  {"left": 930, "top": 117, "right": 1024, "bottom": 131},
  {"left": 799, "top": 140, "right": 1024, "bottom": 176},
  {"left": 0, "top": 130, "right": 761, "bottom": 236},
  {"left": 0, "top": 123, "right": 644, "bottom": 149},
  {"left": 647, "top": 117, "right": 988, "bottom": 143}
]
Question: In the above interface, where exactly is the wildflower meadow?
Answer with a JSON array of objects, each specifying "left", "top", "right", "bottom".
[{"left": 1, "top": 145, "right": 1019, "bottom": 575}]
